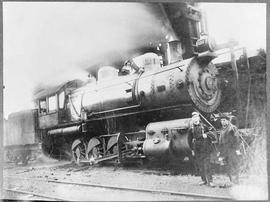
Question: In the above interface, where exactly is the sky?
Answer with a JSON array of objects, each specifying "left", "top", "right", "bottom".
[
  {"left": 200, "top": 3, "right": 266, "bottom": 52},
  {"left": 3, "top": 2, "right": 266, "bottom": 118}
]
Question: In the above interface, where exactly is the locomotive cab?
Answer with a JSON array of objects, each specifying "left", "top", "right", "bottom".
[{"left": 34, "top": 79, "right": 84, "bottom": 129}]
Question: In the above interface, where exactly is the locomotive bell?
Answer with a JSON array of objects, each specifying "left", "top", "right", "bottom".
[{"left": 132, "top": 52, "right": 161, "bottom": 72}]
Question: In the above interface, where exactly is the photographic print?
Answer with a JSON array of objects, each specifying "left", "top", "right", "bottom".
[{"left": 2, "top": 1, "right": 267, "bottom": 200}]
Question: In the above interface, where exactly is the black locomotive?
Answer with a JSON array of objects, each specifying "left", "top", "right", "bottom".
[
  {"left": 34, "top": 39, "right": 222, "bottom": 163},
  {"left": 4, "top": 3, "right": 252, "bottom": 165}
]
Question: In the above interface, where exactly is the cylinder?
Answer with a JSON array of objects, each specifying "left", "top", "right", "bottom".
[
  {"left": 143, "top": 139, "right": 170, "bottom": 157},
  {"left": 169, "top": 130, "right": 192, "bottom": 156},
  {"left": 143, "top": 118, "right": 193, "bottom": 158}
]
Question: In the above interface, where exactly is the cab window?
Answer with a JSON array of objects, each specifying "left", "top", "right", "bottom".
[
  {"left": 39, "top": 99, "right": 47, "bottom": 114},
  {"left": 48, "top": 95, "right": 57, "bottom": 112},
  {"left": 59, "top": 91, "right": 65, "bottom": 109}
]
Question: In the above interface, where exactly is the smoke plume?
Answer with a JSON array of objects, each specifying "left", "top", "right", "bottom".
[{"left": 3, "top": 2, "right": 175, "bottom": 117}]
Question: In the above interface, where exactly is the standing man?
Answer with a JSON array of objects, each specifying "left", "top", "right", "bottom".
[
  {"left": 218, "top": 115, "right": 242, "bottom": 184},
  {"left": 190, "top": 112, "right": 216, "bottom": 187}
]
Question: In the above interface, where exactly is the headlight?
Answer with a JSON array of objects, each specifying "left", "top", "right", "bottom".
[{"left": 196, "top": 35, "right": 217, "bottom": 53}]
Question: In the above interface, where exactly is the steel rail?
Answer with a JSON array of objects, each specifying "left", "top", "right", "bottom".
[
  {"left": 3, "top": 187, "right": 69, "bottom": 201},
  {"left": 6, "top": 176, "right": 232, "bottom": 200}
]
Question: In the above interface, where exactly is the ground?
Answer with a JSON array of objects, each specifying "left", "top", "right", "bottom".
[{"left": 2, "top": 155, "right": 267, "bottom": 201}]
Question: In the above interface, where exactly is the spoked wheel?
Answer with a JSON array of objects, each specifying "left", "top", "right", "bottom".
[
  {"left": 110, "top": 144, "right": 118, "bottom": 154},
  {"left": 72, "top": 141, "right": 86, "bottom": 165},
  {"left": 88, "top": 146, "right": 101, "bottom": 165}
]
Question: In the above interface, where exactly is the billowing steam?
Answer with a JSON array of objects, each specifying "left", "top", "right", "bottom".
[{"left": 3, "top": 2, "right": 176, "bottom": 117}]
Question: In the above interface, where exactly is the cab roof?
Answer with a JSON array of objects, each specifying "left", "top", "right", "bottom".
[{"left": 33, "top": 79, "right": 85, "bottom": 100}]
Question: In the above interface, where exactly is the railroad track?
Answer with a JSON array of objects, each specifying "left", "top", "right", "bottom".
[
  {"left": 5, "top": 176, "right": 232, "bottom": 200},
  {"left": 3, "top": 187, "right": 68, "bottom": 201}
]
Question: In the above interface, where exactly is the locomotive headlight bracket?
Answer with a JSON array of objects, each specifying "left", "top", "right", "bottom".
[
  {"left": 196, "top": 35, "right": 217, "bottom": 53},
  {"left": 195, "top": 35, "right": 218, "bottom": 65}
]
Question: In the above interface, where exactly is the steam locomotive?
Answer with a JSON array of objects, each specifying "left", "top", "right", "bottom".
[
  {"left": 3, "top": 3, "right": 239, "bottom": 165},
  {"left": 4, "top": 36, "right": 226, "bottom": 165}
]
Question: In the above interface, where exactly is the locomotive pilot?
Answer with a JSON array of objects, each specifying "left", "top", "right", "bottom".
[
  {"left": 190, "top": 112, "right": 216, "bottom": 187},
  {"left": 218, "top": 115, "right": 242, "bottom": 185}
]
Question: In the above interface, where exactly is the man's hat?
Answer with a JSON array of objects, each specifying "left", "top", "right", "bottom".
[
  {"left": 192, "top": 111, "right": 199, "bottom": 117},
  {"left": 220, "top": 114, "right": 230, "bottom": 120}
]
